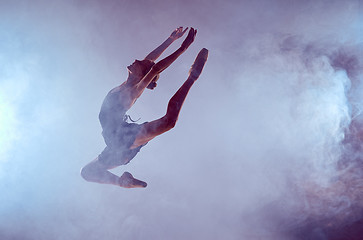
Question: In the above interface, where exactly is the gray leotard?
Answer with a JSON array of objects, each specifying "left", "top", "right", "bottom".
[{"left": 98, "top": 89, "right": 146, "bottom": 167}]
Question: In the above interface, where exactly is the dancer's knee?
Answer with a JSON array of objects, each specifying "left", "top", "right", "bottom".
[
  {"left": 80, "top": 165, "right": 91, "bottom": 182},
  {"left": 80, "top": 162, "right": 99, "bottom": 182},
  {"left": 163, "top": 115, "right": 177, "bottom": 130}
]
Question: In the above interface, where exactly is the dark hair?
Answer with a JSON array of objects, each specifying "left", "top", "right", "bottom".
[
  {"left": 136, "top": 59, "right": 160, "bottom": 89},
  {"left": 147, "top": 74, "right": 159, "bottom": 89},
  {"left": 138, "top": 59, "right": 155, "bottom": 76}
]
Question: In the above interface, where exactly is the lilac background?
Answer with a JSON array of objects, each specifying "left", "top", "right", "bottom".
[{"left": 0, "top": 0, "right": 362, "bottom": 239}]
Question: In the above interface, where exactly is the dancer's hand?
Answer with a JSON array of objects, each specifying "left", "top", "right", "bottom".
[
  {"left": 170, "top": 27, "right": 188, "bottom": 41},
  {"left": 181, "top": 28, "right": 197, "bottom": 50}
]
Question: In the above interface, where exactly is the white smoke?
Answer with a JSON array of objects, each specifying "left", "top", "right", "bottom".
[
  {"left": 0, "top": 0, "right": 362, "bottom": 239},
  {"left": 234, "top": 35, "right": 363, "bottom": 238}
]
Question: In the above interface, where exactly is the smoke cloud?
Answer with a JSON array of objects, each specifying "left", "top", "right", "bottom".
[{"left": 0, "top": 0, "right": 362, "bottom": 239}]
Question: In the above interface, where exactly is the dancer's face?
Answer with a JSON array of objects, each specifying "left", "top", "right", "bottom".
[{"left": 127, "top": 60, "right": 154, "bottom": 77}]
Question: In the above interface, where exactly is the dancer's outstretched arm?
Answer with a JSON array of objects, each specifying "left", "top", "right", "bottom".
[
  {"left": 144, "top": 27, "right": 188, "bottom": 61},
  {"left": 137, "top": 28, "right": 197, "bottom": 91}
]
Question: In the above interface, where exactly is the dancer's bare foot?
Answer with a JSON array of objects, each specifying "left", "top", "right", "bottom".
[
  {"left": 119, "top": 172, "right": 147, "bottom": 188},
  {"left": 189, "top": 48, "right": 209, "bottom": 80}
]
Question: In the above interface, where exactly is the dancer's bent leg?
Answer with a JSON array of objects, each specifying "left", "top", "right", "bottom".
[{"left": 81, "top": 158, "right": 147, "bottom": 188}]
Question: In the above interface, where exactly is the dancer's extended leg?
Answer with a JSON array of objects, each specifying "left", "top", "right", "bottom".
[{"left": 131, "top": 48, "right": 209, "bottom": 148}]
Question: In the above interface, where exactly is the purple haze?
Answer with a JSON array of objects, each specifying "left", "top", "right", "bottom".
[{"left": 0, "top": 0, "right": 362, "bottom": 239}]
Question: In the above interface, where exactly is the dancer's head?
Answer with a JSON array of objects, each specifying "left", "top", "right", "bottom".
[
  {"left": 127, "top": 59, "right": 159, "bottom": 88},
  {"left": 127, "top": 59, "right": 154, "bottom": 77}
]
